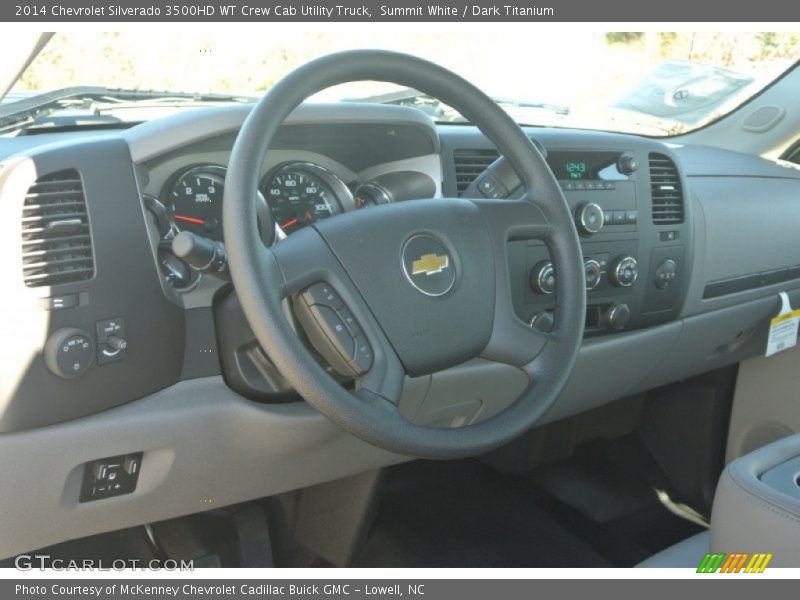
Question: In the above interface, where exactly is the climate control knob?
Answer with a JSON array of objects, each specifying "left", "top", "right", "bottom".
[
  {"left": 610, "top": 256, "right": 638, "bottom": 287},
  {"left": 576, "top": 202, "right": 604, "bottom": 235},
  {"left": 529, "top": 311, "right": 554, "bottom": 333},
  {"left": 530, "top": 261, "right": 556, "bottom": 295},
  {"left": 604, "top": 303, "right": 632, "bottom": 331},
  {"left": 584, "top": 259, "right": 602, "bottom": 290}
]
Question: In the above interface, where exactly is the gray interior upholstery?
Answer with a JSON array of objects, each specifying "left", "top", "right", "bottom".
[{"left": 711, "top": 433, "right": 800, "bottom": 566}]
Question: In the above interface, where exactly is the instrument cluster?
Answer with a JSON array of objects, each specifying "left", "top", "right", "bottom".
[{"left": 144, "top": 161, "right": 435, "bottom": 290}]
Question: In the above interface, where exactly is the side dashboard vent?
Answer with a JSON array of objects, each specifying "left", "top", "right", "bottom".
[
  {"left": 453, "top": 148, "right": 499, "bottom": 195},
  {"left": 648, "top": 153, "right": 684, "bottom": 225},
  {"left": 21, "top": 169, "right": 94, "bottom": 287}
]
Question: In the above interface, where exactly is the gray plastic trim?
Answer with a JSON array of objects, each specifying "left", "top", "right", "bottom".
[
  {"left": 0, "top": 376, "right": 405, "bottom": 560},
  {"left": 681, "top": 176, "right": 800, "bottom": 318},
  {"left": 124, "top": 103, "right": 440, "bottom": 164}
]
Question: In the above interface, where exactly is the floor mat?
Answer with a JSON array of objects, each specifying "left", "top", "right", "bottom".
[
  {"left": 353, "top": 434, "right": 703, "bottom": 568},
  {"left": 353, "top": 460, "right": 613, "bottom": 568}
]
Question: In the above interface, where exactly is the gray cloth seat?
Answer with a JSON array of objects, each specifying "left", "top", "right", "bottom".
[{"left": 636, "top": 531, "right": 709, "bottom": 568}]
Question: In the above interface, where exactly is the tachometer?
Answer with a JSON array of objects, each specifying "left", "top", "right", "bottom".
[
  {"left": 262, "top": 163, "right": 353, "bottom": 233},
  {"left": 167, "top": 165, "right": 226, "bottom": 241}
]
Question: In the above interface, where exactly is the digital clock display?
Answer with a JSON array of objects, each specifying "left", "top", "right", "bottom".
[
  {"left": 547, "top": 151, "right": 627, "bottom": 182},
  {"left": 565, "top": 161, "right": 588, "bottom": 179}
]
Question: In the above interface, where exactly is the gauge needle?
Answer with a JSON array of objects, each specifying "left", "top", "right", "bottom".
[
  {"left": 174, "top": 214, "right": 206, "bottom": 225},
  {"left": 280, "top": 217, "right": 299, "bottom": 229}
]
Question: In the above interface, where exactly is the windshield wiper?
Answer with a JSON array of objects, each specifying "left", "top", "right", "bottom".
[
  {"left": 0, "top": 86, "right": 257, "bottom": 134},
  {"left": 346, "top": 88, "right": 570, "bottom": 121}
]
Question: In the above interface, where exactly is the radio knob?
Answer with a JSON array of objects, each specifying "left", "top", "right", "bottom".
[
  {"left": 530, "top": 261, "right": 556, "bottom": 295},
  {"left": 617, "top": 152, "right": 639, "bottom": 175},
  {"left": 610, "top": 255, "right": 638, "bottom": 287},
  {"left": 576, "top": 202, "right": 604, "bottom": 235},
  {"left": 605, "top": 303, "right": 631, "bottom": 331}
]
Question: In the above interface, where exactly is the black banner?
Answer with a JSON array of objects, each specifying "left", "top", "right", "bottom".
[
  {"left": 3, "top": 579, "right": 798, "bottom": 600},
  {"left": 3, "top": 0, "right": 800, "bottom": 22}
]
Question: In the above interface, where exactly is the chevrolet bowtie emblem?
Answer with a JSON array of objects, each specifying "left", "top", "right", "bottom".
[{"left": 411, "top": 253, "right": 449, "bottom": 276}]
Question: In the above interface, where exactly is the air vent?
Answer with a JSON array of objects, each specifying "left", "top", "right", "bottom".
[
  {"left": 453, "top": 148, "right": 499, "bottom": 195},
  {"left": 21, "top": 169, "right": 94, "bottom": 287},
  {"left": 648, "top": 153, "right": 684, "bottom": 225}
]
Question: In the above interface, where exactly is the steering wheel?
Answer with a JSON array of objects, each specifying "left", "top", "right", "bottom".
[{"left": 223, "top": 51, "right": 585, "bottom": 459}]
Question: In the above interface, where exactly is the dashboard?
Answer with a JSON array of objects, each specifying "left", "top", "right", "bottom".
[{"left": 1, "top": 100, "right": 800, "bottom": 558}]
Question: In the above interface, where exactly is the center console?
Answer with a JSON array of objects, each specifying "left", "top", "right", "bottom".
[
  {"left": 503, "top": 144, "right": 692, "bottom": 336},
  {"left": 711, "top": 433, "right": 800, "bottom": 566}
]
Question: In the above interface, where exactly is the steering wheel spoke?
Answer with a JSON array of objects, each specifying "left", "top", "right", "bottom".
[{"left": 268, "top": 228, "right": 406, "bottom": 405}]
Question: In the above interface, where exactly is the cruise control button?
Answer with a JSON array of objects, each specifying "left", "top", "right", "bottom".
[
  {"left": 337, "top": 306, "right": 362, "bottom": 337},
  {"left": 310, "top": 305, "right": 355, "bottom": 360},
  {"left": 302, "top": 282, "right": 343, "bottom": 309},
  {"left": 351, "top": 336, "right": 374, "bottom": 374}
]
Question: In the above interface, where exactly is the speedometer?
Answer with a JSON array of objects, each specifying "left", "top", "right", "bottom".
[{"left": 261, "top": 163, "right": 353, "bottom": 233}]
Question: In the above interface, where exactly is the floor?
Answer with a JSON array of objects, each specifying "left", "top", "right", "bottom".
[{"left": 353, "top": 434, "right": 703, "bottom": 567}]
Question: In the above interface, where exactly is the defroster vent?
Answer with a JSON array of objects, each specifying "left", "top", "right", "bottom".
[
  {"left": 649, "top": 153, "right": 684, "bottom": 225},
  {"left": 21, "top": 169, "right": 94, "bottom": 287}
]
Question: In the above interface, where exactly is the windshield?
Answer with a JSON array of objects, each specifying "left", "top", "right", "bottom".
[{"left": 5, "top": 31, "right": 799, "bottom": 136}]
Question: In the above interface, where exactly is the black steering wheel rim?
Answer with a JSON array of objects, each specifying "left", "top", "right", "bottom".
[{"left": 223, "top": 50, "right": 586, "bottom": 459}]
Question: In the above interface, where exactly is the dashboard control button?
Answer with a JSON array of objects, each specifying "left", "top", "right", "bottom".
[
  {"left": 576, "top": 203, "right": 604, "bottom": 235},
  {"left": 40, "top": 294, "right": 79, "bottom": 311},
  {"left": 80, "top": 453, "right": 143, "bottom": 503},
  {"left": 655, "top": 259, "right": 678, "bottom": 290},
  {"left": 605, "top": 303, "right": 632, "bottom": 330},
  {"left": 610, "top": 256, "right": 638, "bottom": 287},
  {"left": 529, "top": 311, "right": 554, "bottom": 333},
  {"left": 301, "top": 282, "right": 343, "bottom": 310},
  {"left": 96, "top": 317, "right": 127, "bottom": 365},
  {"left": 612, "top": 210, "right": 627, "bottom": 224},
  {"left": 477, "top": 175, "right": 505, "bottom": 199},
  {"left": 625, "top": 210, "right": 638, "bottom": 224},
  {"left": 617, "top": 152, "right": 639, "bottom": 175},
  {"left": 44, "top": 328, "right": 94, "bottom": 379},
  {"left": 530, "top": 261, "right": 556, "bottom": 295},
  {"left": 584, "top": 259, "right": 602, "bottom": 290}
]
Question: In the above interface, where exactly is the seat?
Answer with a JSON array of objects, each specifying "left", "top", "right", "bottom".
[{"left": 636, "top": 531, "right": 709, "bottom": 568}]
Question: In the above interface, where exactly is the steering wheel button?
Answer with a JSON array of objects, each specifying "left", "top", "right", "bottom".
[
  {"left": 337, "top": 306, "right": 362, "bottom": 337},
  {"left": 351, "top": 336, "right": 374, "bottom": 373},
  {"left": 302, "top": 282, "right": 343, "bottom": 309},
  {"left": 311, "top": 305, "right": 356, "bottom": 360}
]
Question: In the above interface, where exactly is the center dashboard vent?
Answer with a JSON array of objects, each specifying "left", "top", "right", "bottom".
[
  {"left": 21, "top": 169, "right": 95, "bottom": 287},
  {"left": 648, "top": 153, "right": 684, "bottom": 225},
  {"left": 453, "top": 148, "right": 499, "bottom": 195}
]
